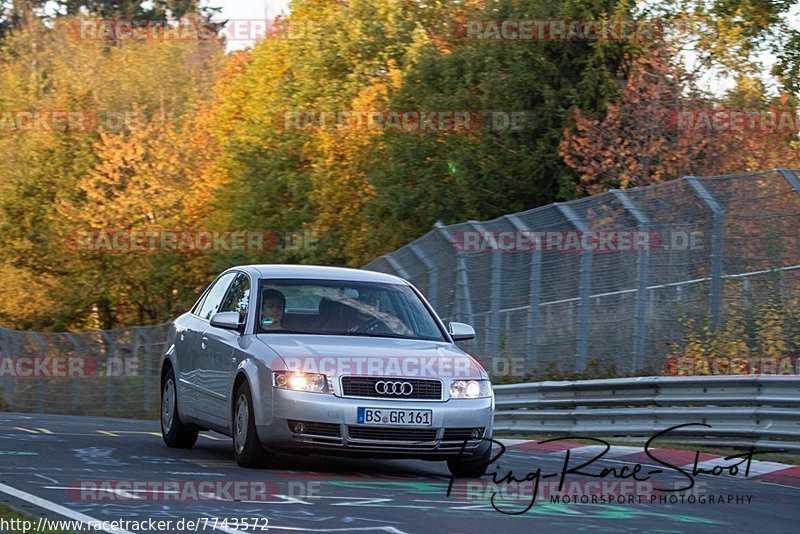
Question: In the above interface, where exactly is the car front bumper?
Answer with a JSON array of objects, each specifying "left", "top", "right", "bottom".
[{"left": 256, "top": 389, "right": 494, "bottom": 460}]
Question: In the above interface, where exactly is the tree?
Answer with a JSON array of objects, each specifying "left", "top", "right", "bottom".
[
  {"left": 361, "top": 0, "right": 633, "bottom": 256},
  {"left": 561, "top": 49, "right": 800, "bottom": 195},
  {"left": 0, "top": 15, "right": 222, "bottom": 329}
]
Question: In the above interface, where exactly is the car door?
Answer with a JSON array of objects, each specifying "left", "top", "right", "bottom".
[
  {"left": 172, "top": 316, "right": 199, "bottom": 417},
  {"left": 198, "top": 272, "right": 250, "bottom": 425},
  {"left": 192, "top": 272, "right": 237, "bottom": 425}
]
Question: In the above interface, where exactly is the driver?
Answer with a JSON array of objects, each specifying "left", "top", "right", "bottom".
[{"left": 260, "top": 289, "right": 285, "bottom": 330}]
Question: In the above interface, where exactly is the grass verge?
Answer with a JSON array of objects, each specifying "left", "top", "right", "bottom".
[{"left": 0, "top": 503, "right": 73, "bottom": 534}]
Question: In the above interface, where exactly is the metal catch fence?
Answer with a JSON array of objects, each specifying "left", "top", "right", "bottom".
[
  {"left": 0, "top": 323, "right": 171, "bottom": 418},
  {"left": 365, "top": 168, "right": 800, "bottom": 377}
]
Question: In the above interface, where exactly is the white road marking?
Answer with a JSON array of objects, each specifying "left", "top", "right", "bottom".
[
  {"left": 497, "top": 439, "right": 530, "bottom": 447},
  {"left": 0, "top": 481, "right": 134, "bottom": 534},
  {"left": 115, "top": 431, "right": 163, "bottom": 438},
  {"left": 44, "top": 486, "right": 147, "bottom": 499},
  {"left": 238, "top": 495, "right": 312, "bottom": 505},
  {"left": 34, "top": 474, "right": 60, "bottom": 484},
  {"left": 329, "top": 498, "right": 393, "bottom": 506},
  {"left": 566, "top": 445, "right": 642, "bottom": 459},
  {"left": 43, "top": 486, "right": 311, "bottom": 505}
]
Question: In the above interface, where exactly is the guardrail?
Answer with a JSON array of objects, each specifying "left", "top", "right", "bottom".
[{"left": 492, "top": 375, "right": 800, "bottom": 452}]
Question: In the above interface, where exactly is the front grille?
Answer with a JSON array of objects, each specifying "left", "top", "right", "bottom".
[
  {"left": 341, "top": 377, "right": 442, "bottom": 400},
  {"left": 287, "top": 420, "right": 341, "bottom": 438},
  {"left": 443, "top": 428, "right": 485, "bottom": 442},
  {"left": 347, "top": 426, "right": 437, "bottom": 442}
]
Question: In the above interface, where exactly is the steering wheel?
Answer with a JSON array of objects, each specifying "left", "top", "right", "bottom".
[{"left": 354, "top": 317, "right": 390, "bottom": 334}]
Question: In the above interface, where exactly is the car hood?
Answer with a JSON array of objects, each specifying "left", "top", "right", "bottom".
[{"left": 256, "top": 334, "right": 487, "bottom": 380}]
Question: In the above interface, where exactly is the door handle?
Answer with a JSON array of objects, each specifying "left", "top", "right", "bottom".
[{"left": 201, "top": 337, "right": 208, "bottom": 350}]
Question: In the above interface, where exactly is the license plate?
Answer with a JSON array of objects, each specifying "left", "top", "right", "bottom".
[{"left": 357, "top": 407, "right": 432, "bottom": 426}]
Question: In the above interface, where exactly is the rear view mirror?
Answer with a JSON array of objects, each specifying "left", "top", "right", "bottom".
[
  {"left": 210, "top": 311, "right": 244, "bottom": 332},
  {"left": 448, "top": 322, "right": 475, "bottom": 341}
]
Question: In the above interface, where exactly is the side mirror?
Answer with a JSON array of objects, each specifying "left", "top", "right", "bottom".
[
  {"left": 448, "top": 322, "right": 475, "bottom": 341},
  {"left": 210, "top": 311, "right": 244, "bottom": 332}
]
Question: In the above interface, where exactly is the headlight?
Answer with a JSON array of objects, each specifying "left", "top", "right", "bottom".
[
  {"left": 450, "top": 379, "right": 492, "bottom": 398},
  {"left": 273, "top": 371, "right": 327, "bottom": 393}
]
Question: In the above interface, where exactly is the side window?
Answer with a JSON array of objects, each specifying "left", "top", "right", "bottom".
[
  {"left": 219, "top": 273, "right": 250, "bottom": 322},
  {"left": 197, "top": 272, "right": 237, "bottom": 321},
  {"left": 191, "top": 292, "right": 209, "bottom": 315}
]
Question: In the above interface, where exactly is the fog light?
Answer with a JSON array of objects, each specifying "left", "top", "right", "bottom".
[{"left": 293, "top": 422, "right": 305, "bottom": 433}]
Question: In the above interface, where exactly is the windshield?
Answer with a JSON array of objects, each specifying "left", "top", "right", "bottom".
[{"left": 256, "top": 279, "right": 446, "bottom": 341}]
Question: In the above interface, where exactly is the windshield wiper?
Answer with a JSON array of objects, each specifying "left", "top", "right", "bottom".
[
  {"left": 259, "top": 329, "right": 321, "bottom": 334},
  {"left": 338, "top": 331, "right": 427, "bottom": 340}
]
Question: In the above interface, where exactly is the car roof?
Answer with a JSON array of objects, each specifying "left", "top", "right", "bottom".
[{"left": 229, "top": 264, "right": 409, "bottom": 285}]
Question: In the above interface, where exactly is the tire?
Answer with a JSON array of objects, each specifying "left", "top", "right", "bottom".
[
  {"left": 161, "top": 368, "right": 199, "bottom": 448},
  {"left": 447, "top": 444, "right": 491, "bottom": 478},
  {"left": 232, "top": 381, "right": 273, "bottom": 468}
]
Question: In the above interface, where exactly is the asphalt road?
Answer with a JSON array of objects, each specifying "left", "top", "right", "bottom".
[{"left": 0, "top": 412, "right": 797, "bottom": 533}]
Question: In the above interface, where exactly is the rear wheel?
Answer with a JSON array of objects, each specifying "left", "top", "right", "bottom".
[
  {"left": 447, "top": 445, "right": 491, "bottom": 478},
  {"left": 161, "top": 368, "right": 199, "bottom": 448},
  {"left": 233, "top": 381, "right": 273, "bottom": 468}
]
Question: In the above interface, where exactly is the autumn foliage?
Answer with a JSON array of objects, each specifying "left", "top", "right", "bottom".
[
  {"left": 0, "top": 0, "right": 799, "bottom": 331},
  {"left": 561, "top": 50, "right": 800, "bottom": 195}
]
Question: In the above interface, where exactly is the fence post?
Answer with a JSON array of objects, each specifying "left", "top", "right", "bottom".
[
  {"left": 65, "top": 333, "right": 82, "bottom": 413},
  {"left": 434, "top": 222, "right": 474, "bottom": 328},
  {"left": 2, "top": 329, "right": 18, "bottom": 411},
  {"left": 507, "top": 214, "right": 541, "bottom": 374},
  {"left": 466, "top": 222, "right": 500, "bottom": 358},
  {"left": 686, "top": 177, "right": 725, "bottom": 330},
  {"left": 611, "top": 190, "right": 651, "bottom": 371},
  {"left": 555, "top": 203, "right": 591, "bottom": 372},
  {"left": 134, "top": 327, "right": 153, "bottom": 416},
  {"left": 31, "top": 333, "right": 47, "bottom": 413},
  {"left": 777, "top": 167, "right": 800, "bottom": 193},
  {"left": 409, "top": 243, "right": 438, "bottom": 308},
  {"left": 0, "top": 327, "right": 9, "bottom": 410},
  {"left": 385, "top": 255, "right": 411, "bottom": 280},
  {"left": 99, "top": 330, "right": 116, "bottom": 416},
  {"left": 775, "top": 168, "right": 800, "bottom": 299}
]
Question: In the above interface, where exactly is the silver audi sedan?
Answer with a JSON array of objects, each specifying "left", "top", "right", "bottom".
[{"left": 160, "top": 265, "right": 494, "bottom": 477}]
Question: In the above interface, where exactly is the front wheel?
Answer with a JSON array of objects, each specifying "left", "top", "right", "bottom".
[
  {"left": 447, "top": 445, "right": 491, "bottom": 478},
  {"left": 161, "top": 368, "right": 199, "bottom": 448},
  {"left": 232, "top": 381, "right": 273, "bottom": 468}
]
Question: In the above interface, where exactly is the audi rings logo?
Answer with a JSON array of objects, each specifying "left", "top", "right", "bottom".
[{"left": 375, "top": 380, "right": 414, "bottom": 396}]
